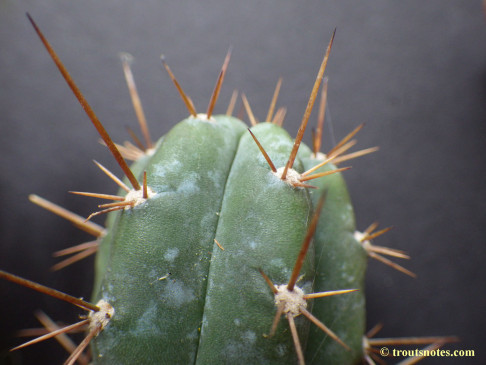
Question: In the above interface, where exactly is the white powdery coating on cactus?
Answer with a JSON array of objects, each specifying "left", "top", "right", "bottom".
[
  {"left": 162, "top": 280, "right": 196, "bottom": 307},
  {"left": 124, "top": 187, "right": 155, "bottom": 208},
  {"left": 176, "top": 173, "right": 201, "bottom": 194},
  {"left": 274, "top": 284, "right": 307, "bottom": 317},
  {"left": 272, "top": 167, "right": 303, "bottom": 187},
  {"left": 131, "top": 301, "right": 161, "bottom": 336},
  {"left": 248, "top": 240, "right": 260, "bottom": 250},
  {"left": 164, "top": 247, "right": 179, "bottom": 262},
  {"left": 89, "top": 299, "right": 114, "bottom": 332},
  {"left": 241, "top": 330, "right": 257, "bottom": 344}
]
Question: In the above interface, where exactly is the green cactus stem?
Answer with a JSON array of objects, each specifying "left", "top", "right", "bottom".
[{"left": 2, "top": 14, "right": 453, "bottom": 365}]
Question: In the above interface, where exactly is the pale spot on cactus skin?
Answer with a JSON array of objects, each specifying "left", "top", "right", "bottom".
[
  {"left": 153, "top": 159, "right": 182, "bottom": 178},
  {"left": 186, "top": 328, "right": 199, "bottom": 340},
  {"left": 200, "top": 211, "right": 217, "bottom": 238},
  {"left": 207, "top": 169, "right": 224, "bottom": 190},
  {"left": 164, "top": 247, "right": 179, "bottom": 262},
  {"left": 176, "top": 174, "right": 200, "bottom": 194},
  {"left": 204, "top": 293, "right": 212, "bottom": 310},
  {"left": 161, "top": 280, "right": 196, "bottom": 307},
  {"left": 223, "top": 341, "right": 266, "bottom": 364},
  {"left": 232, "top": 249, "right": 246, "bottom": 257},
  {"left": 241, "top": 330, "right": 257, "bottom": 344},
  {"left": 276, "top": 344, "right": 287, "bottom": 357},
  {"left": 270, "top": 258, "right": 287, "bottom": 272},
  {"left": 131, "top": 301, "right": 163, "bottom": 337},
  {"left": 248, "top": 241, "right": 260, "bottom": 250},
  {"left": 266, "top": 137, "right": 294, "bottom": 152}
]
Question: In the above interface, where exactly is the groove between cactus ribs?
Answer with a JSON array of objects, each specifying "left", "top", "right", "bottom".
[{"left": 192, "top": 117, "right": 246, "bottom": 362}]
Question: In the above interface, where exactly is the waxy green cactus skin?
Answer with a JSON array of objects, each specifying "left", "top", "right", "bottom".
[
  {"left": 197, "top": 122, "right": 313, "bottom": 364},
  {"left": 92, "top": 115, "right": 248, "bottom": 363},
  {"left": 89, "top": 116, "right": 366, "bottom": 364}
]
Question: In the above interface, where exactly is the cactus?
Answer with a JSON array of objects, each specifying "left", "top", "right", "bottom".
[{"left": 0, "top": 14, "right": 457, "bottom": 365}]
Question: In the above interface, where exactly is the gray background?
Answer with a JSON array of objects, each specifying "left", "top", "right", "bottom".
[{"left": 1, "top": 1, "right": 485, "bottom": 364}]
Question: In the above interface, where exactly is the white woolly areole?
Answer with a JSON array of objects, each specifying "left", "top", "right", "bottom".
[
  {"left": 144, "top": 147, "right": 156, "bottom": 157},
  {"left": 274, "top": 284, "right": 307, "bottom": 318},
  {"left": 354, "top": 231, "right": 370, "bottom": 249},
  {"left": 124, "top": 187, "right": 155, "bottom": 209},
  {"left": 354, "top": 231, "right": 365, "bottom": 242},
  {"left": 89, "top": 299, "right": 114, "bottom": 332},
  {"left": 192, "top": 113, "right": 216, "bottom": 123},
  {"left": 272, "top": 167, "right": 303, "bottom": 187},
  {"left": 313, "top": 152, "right": 327, "bottom": 160}
]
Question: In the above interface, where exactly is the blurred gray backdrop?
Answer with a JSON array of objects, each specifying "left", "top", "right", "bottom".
[{"left": 1, "top": 1, "right": 485, "bottom": 364}]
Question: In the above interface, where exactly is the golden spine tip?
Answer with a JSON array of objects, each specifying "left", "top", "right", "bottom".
[
  {"left": 120, "top": 52, "right": 153, "bottom": 149},
  {"left": 27, "top": 14, "right": 140, "bottom": 191},
  {"left": 272, "top": 106, "right": 287, "bottom": 126},
  {"left": 206, "top": 48, "right": 232, "bottom": 119},
  {"left": 160, "top": 55, "right": 197, "bottom": 117},
  {"left": 28, "top": 194, "right": 106, "bottom": 237},
  {"left": 282, "top": 30, "right": 336, "bottom": 180},
  {"left": 125, "top": 126, "right": 146, "bottom": 152},
  {"left": 313, "top": 77, "right": 328, "bottom": 155},
  {"left": 241, "top": 93, "right": 258, "bottom": 126},
  {"left": 93, "top": 160, "right": 131, "bottom": 193},
  {"left": 226, "top": 89, "right": 239, "bottom": 116},
  {"left": 33, "top": 311, "right": 90, "bottom": 365},
  {"left": 10, "top": 319, "right": 90, "bottom": 353},
  {"left": 327, "top": 123, "right": 365, "bottom": 157},
  {"left": 0, "top": 270, "right": 100, "bottom": 312},
  {"left": 266, "top": 77, "right": 283, "bottom": 122}
]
